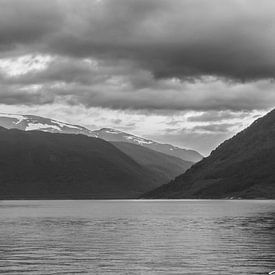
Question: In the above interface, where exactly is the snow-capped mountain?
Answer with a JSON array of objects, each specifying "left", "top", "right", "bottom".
[
  {"left": 0, "top": 113, "right": 97, "bottom": 137},
  {"left": 0, "top": 113, "right": 203, "bottom": 162},
  {"left": 93, "top": 128, "right": 203, "bottom": 162},
  {"left": 93, "top": 128, "right": 155, "bottom": 145}
]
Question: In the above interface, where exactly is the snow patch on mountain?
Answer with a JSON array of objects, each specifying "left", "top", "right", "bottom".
[
  {"left": 125, "top": 135, "right": 153, "bottom": 145},
  {"left": 51, "top": 120, "right": 81, "bottom": 130},
  {"left": 25, "top": 123, "right": 61, "bottom": 131},
  {"left": 105, "top": 129, "right": 120, "bottom": 134},
  {"left": 0, "top": 113, "right": 25, "bottom": 124},
  {"left": 100, "top": 128, "right": 121, "bottom": 134}
]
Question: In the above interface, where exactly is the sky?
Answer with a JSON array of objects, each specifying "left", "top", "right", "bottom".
[{"left": 0, "top": 0, "right": 274, "bottom": 155}]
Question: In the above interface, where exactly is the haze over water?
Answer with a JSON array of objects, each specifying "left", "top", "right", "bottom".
[{"left": 0, "top": 200, "right": 274, "bottom": 274}]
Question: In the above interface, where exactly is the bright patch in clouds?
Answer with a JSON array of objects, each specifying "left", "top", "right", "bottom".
[{"left": 0, "top": 55, "right": 52, "bottom": 76}]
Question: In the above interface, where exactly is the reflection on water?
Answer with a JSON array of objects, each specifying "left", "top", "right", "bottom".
[{"left": 0, "top": 200, "right": 274, "bottom": 274}]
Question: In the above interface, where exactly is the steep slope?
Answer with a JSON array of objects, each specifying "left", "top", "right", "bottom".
[
  {"left": 93, "top": 128, "right": 203, "bottom": 162},
  {"left": 112, "top": 142, "right": 193, "bottom": 185},
  {"left": 0, "top": 127, "right": 163, "bottom": 199},
  {"left": 0, "top": 113, "right": 202, "bottom": 162},
  {"left": 143, "top": 109, "right": 275, "bottom": 199}
]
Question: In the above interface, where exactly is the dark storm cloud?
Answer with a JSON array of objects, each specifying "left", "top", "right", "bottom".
[
  {"left": 0, "top": 0, "right": 62, "bottom": 52},
  {"left": 1, "top": 0, "right": 275, "bottom": 81},
  {"left": 51, "top": 0, "right": 275, "bottom": 81},
  {"left": 1, "top": 67, "right": 275, "bottom": 111},
  {"left": 1, "top": 0, "right": 275, "bottom": 113}
]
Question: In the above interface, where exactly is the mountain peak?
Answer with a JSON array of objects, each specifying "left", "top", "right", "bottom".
[{"left": 0, "top": 113, "right": 97, "bottom": 137}]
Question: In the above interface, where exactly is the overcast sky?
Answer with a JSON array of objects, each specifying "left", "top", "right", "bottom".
[{"left": 0, "top": 0, "right": 274, "bottom": 155}]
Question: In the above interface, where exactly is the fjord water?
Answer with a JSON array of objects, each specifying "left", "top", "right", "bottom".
[{"left": 0, "top": 200, "right": 274, "bottom": 274}]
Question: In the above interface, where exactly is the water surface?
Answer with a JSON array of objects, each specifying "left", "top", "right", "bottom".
[{"left": 0, "top": 200, "right": 274, "bottom": 274}]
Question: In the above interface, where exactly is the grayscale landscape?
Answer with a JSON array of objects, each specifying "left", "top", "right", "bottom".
[{"left": 0, "top": 0, "right": 274, "bottom": 274}]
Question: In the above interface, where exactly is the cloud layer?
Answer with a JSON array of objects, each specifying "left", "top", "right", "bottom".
[
  {"left": 0, "top": 0, "right": 274, "bottom": 153},
  {"left": 1, "top": 0, "right": 275, "bottom": 80},
  {"left": 1, "top": 55, "right": 275, "bottom": 111},
  {"left": 0, "top": 0, "right": 275, "bottom": 111}
]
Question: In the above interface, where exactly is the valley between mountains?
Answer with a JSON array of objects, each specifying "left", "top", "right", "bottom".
[{"left": 0, "top": 110, "right": 274, "bottom": 199}]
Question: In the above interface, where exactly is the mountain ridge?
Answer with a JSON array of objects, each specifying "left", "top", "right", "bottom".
[
  {"left": 91, "top": 128, "right": 202, "bottom": 162},
  {"left": 0, "top": 113, "right": 97, "bottom": 137},
  {"left": 0, "top": 113, "right": 202, "bottom": 162},
  {"left": 142, "top": 109, "right": 275, "bottom": 199}
]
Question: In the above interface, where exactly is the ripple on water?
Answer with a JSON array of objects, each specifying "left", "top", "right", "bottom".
[{"left": 0, "top": 200, "right": 274, "bottom": 274}]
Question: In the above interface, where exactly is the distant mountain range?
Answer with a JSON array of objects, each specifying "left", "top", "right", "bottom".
[
  {"left": 0, "top": 113, "right": 203, "bottom": 162},
  {"left": 0, "top": 114, "right": 194, "bottom": 199},
  {"left": 93, "top": 128, "right": 203, "bottom": 162},
  {"left": 143, "top": 109, "right": 275, "bottom": 199}
]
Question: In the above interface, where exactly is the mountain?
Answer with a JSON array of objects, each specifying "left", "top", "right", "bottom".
[
  {"left": 112, "top": 142, "right": 193, "bottom": 185},
  {"left": 143, "top": 109, "right": 275, "bottom": 199},
  {"left": 0, "top": 113, "right": 203, "bottom": 162},
  {"left": 0, "top": 127, "right": 165, "bottom": 199},
  {"left": 0, "top": 113, "right": 195, "bottom": 188},
  {"left": 93, "top": 128, "right": 203, "bottom": 162},
  {"left": 0, "top": 113, "right": 97, "bottom": 137}
]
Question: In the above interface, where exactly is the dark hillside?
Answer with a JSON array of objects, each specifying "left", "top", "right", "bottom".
[
  {"left": 143, "top": 109, "right": 275, "bottom": 199},
  {"left": 0, "top": 127, "right": 162, "bottom": 199},
  {"left": 112, "top": 141, "right": 193, "bottom": 185}
]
